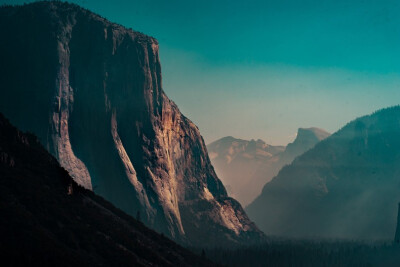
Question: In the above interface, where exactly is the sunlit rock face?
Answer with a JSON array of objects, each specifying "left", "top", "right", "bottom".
[
  {"left": 0, "top": 2, "right": 263, "bottom": 247},
  {"left": 0, "top": 113, "right": 213, "bottom": 266},
  {"left": 208, "top": 128, "right": 329, "bottom": 206},
  {"left": 247, "top": 106, "right": 400, "bottom": 240}
]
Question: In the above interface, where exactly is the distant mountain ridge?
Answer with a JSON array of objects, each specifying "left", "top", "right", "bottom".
[
  {"left": 0, "top": 1, "right": 263, "bottom": 247},
  {"left": 246, "top": 106, "right": 400, "bottom": 240},
  {"left": 207, "top": 127, "right": 330, "bottom": 206}
]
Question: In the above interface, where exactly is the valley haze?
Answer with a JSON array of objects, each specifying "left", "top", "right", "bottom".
[
  {"left": 0, "top": 0, "right": 400, "bottom": 266},
  {"left": 207, "top": 127, "right": 330, "bottom": 206}
]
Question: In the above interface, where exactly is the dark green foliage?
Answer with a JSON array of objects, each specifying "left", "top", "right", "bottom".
[
  {"left": 205, "top": 240, "right": 400, "bottom": 267},
  {"left": 247, "top": 106, "right": 400, "bottom": 240}
]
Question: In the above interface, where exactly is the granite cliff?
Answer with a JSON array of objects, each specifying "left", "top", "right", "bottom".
[
  {"left": 0, "top": 2, "right": 263, "bottom": 247},
  {"left": 280, "top": 127, "right": 331, "bottom": 166},
  {"left": 0, "top": 113, "right": 214, "bottom": 266}
]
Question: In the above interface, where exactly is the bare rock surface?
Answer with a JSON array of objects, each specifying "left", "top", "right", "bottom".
[
  {"left": 0, "top": 113, "right": 214, "bottom": 266},
  {"left": 0, "top": 2, "right": 263, "bottom": 247}
]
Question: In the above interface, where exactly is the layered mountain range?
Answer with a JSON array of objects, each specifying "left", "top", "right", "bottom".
[
  {"left": 0, "top": 2, "right": 263, "bottom": 247},
  {"left": 246, "top": 106, "right": 400, "bottom": 240},
  {"left": 0, "top": 113, "right": 213, "bottom": 266},
  {"left": 208, "top": 128, "right": 330, "bottom": 206}
]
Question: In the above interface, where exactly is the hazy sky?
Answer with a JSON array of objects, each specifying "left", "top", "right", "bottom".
[{"left": 4, "top": 0, "right": 400, "bottom": 145}]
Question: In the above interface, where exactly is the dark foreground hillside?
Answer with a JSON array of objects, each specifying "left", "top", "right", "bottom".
[
  {"left": 205, "top": 239, "right": 400, "bottom": 267},
  {"left": 0, "top": 113, "right": 212, "bottom": 266}
]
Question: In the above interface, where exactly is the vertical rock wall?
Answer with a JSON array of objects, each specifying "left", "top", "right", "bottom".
[{"left": 0, "top": 2, "right": 263, "bottom": 246}]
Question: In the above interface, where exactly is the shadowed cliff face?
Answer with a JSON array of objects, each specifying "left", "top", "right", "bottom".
[
  {"left": 246, "top": 106, "right": 400, "bottom": 240},
  {"left": 0, "top": 2, "right": 263, "bottom": 247},
  {"left": 0, "top": 113, "right": 214, "bottom": 266}
]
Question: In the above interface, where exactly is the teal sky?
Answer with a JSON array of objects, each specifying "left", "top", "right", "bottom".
[{"left": 4, "top": 0, "right": 400, "bottom": 145}]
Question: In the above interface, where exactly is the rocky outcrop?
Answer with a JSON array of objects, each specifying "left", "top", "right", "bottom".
[
  {"left": 0, "top": 2, "right": 263, "bottom": 247},
  {"left": 246, "top": 106, "right": 400, "bottom": 240},
  {"left": 0, "top": 113, "right": 213, "bottom": 266},
  {"left": 207, "top": 128, "right": 329, "bottom": 206},
  {"left": 280, "top": 127, "right": 331, "bottom": 165}
]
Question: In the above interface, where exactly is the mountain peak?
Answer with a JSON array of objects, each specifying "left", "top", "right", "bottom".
[
  {"left": 0, "top": 2, "right": 263, "bottom": 247},
  {"left": 282, "top": 127, "right": 330, "bottom": 161},
  {"left": 296, "top": 127, "right": 331, "bottom": 142},
  {"left": 246, "top": 106, "right": 400, "bottom": 240},
  {"left": 207, "top": 128, "right": 330, "bottom": 207}
]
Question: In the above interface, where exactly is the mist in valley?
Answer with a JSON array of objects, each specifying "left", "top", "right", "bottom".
[{"left": 1, "top": 0, "right": 400, "bottom": 266}]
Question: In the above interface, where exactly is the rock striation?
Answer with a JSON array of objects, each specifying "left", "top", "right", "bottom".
[
  {"left": 0, "top": 2, "right": 263, "bottom": 247},
  {"left": 0, "top": 113, "right": 214, "bottom": 266}
]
